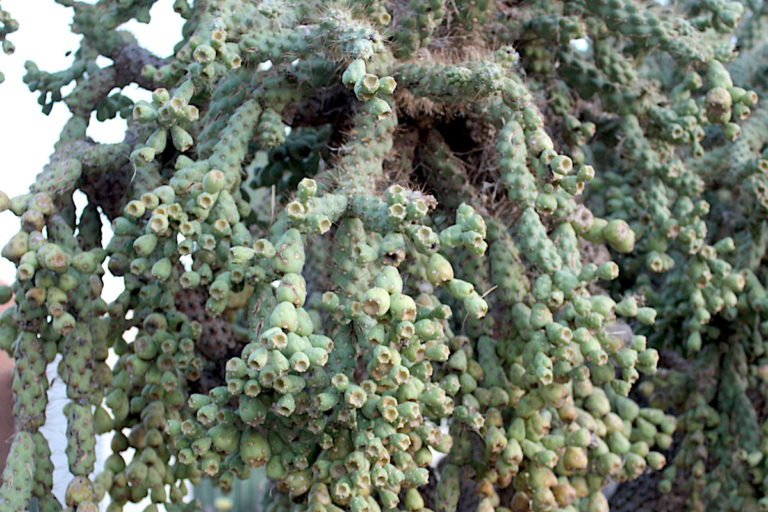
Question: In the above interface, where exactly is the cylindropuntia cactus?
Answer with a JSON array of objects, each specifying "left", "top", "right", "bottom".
[{"left": 0, "top": 1, "right": 767, "bottom": 512}]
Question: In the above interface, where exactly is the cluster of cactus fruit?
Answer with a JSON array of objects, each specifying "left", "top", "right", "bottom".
[{"left": 0, "top": 0, "right": 767, "bottom": 511}]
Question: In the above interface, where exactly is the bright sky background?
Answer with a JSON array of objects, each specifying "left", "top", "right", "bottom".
[{"left": 0, "top": 1, "right": 184, "bottom": 508}]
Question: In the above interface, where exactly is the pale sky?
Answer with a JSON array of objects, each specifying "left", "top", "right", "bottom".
[{"left": 0, "top": 1, "right": 184, "bottom": 508}]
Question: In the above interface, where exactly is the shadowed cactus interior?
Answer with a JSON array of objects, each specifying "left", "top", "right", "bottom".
[{"left": 0, "top": 1, "right": 767, "bottom": 511}]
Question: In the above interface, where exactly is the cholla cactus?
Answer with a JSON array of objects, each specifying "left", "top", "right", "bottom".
[{"left": 0, "top": 1, "right": 766, "bottom": 512}]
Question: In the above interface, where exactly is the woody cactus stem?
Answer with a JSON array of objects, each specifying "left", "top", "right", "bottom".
[{"left": 0, "top": 1, "right": 767, "bottom": 512}]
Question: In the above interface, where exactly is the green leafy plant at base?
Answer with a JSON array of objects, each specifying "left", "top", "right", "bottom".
[{"left": 0, "top": 1, "right": 766, "bottom": 512}]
